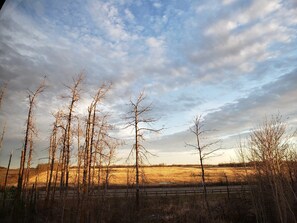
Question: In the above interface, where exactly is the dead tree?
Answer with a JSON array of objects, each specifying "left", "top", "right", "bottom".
[
  {"left": 186, "top": 115, "right": 221, "bottom": 216},
  {"left": 0, "top": 82, "right": 7, "bottom": 110},
  {"left": 59, "top": 74, "right": 83, "bottom": 223},
  {"left": 2, "top": 150, "right": 12, "bottom": 208},
  {"left": 75, "top": 116, "right": 83, "bottom": 202},
  {"left": 125, "top": 91, "right": 162, "bottom": 209},
  {"left": 82, "top": 105, "right": 92, "bottom": 195},
  {"left": 245, "top": 115, "right": 297, "bottom": 223},
  {"left": 24, "top": 130, "right": 34, "bottom": 191},
  {"left": 82, "top": 83, "right": 110, "bottom": 195},
  {"left": 16, "top": 78, "right": 46, "bottom": 201},
  {"left": 92, "top": 114, "right": 109, "bottom": 190},
  {"left": 88, "top": 85, "right": 110, "bottom": 187},
  {"left": 64, "top": 74, "right": 83, "bottom": 191},
  {"left": 0, "top": 83, "right": 7, "bottom": 151},
  {"left": 44, "top": 111, "right": 62, "bottom": 208},
  {"left": 0, "top": 123, "right": 6, "bottom": 151}
]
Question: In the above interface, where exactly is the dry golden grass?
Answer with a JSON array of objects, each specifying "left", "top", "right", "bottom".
[{"left": 0, "top": 165, "right": 252, "bottom": 187}]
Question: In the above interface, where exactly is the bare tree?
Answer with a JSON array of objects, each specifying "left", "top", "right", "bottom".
[
  {"left": 75, "top": 116, "right": 83, "bottom": 203},
  {"left": 186, "top": 115, "right": 221, "bottom": 216},
  {"left": 125, "top": 91, "right": 162, "bottom": 209},
  {"left": 60, "top": 74, "right": 83, "bottom": 222},
  {"left": 82, "top": 83, "right": 110, "bottom": 195},
  {"left": 16, "top": 78, "right": 46, "bottom": 200},
  {"left": 44, "top": 111, "right": 62, "bottom": 208},
  {"left": 92, "top": 114, "right": 109, "bottom": 191},
  {"left": 24, "top": 127, "right": 34, "bottom": 191},
  {"left": 244, "top": 115, "right": 297, "bottom": 223},
  {"left": 0, "top": 123, "right": 6, "bottom": 151},
  {"left": 63, "top": 74, "right": 84, "bottom": 192},
  {"left": 0, "top": 82, "right": 7, "bottom": 151},
  {"left": 2, "top": 150, "right": 12, "bottom": 208},
  {"left": 101, "top": 140, "right": 119, "bottom": 193},
  {"left": 0, "top": 82, "right": 7, "bottom": 110}
]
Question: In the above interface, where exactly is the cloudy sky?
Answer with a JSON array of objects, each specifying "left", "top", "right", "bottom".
[{"left": 0, "top": 0, "right": 297, "bottom": 167}]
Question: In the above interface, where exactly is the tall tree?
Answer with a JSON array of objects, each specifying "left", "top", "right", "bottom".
[
  {"left": 16, "top": 78, "right": 46, "bottom": 200},
  {"left": 61, "top": 74, "right": 84, "bottom": 192},
  {"left": 0, "top": 82, "right": 7, "bottom": 110},
  {"left": 0, "top": 82, "right": 7, "bottom": 151},
  {"left": 2, "top": 150, "right": 12, "bottom": 208},
  {"left": 125, "top": 91, "right": 162, "bottom": 209},
  {"left": 60, "top": 74, "right": 83, "bottom": 223},
  {"left": 44, "top": 111, "right": 62, "bottom": 208},
  {"left": 186, "top": 115, "right": 221, "bottom": 216},
  {"left": 82, "top": 83, "right": 110, "bottom": 195}
]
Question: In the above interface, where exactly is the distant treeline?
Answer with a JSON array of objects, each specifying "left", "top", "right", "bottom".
[
  {"left": 3, "top": 161, "right": 295, "bottom": 170},
  {"left": 218, "top": 161, "right": 297, "bottom": 167},
  {"left": 0, "top": 162, "right": 251, "bottom": 170}
]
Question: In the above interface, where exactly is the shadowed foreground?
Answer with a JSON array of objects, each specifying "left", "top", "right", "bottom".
[{"left": 0, "top": 186, "right": 254, "bottom": 223}]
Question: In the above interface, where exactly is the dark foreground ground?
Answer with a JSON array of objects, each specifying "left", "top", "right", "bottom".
[{"left": 0, "top": 186, "right": 255, "bottom": 223}]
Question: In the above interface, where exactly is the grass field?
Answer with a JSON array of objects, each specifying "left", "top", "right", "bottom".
[{"left": 0, "top": 165, "right": 252, "bottom": 187}]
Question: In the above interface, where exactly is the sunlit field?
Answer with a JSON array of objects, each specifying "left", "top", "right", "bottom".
[{"left": 0, "top": 165, "right": 251, "bottom": 187}]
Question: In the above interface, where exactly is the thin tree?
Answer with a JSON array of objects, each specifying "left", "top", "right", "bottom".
[
  {"left": 75, "top": 116, "right": 83, "bottom": 204},
  {"left": 88, "top": 84, "right": 110, "bottom": 188},
  {"left": 92, "top": 114, "right": 109, "bottom": 191},
  {"left": 0, "top": 123, "right": 6, "bottom": 151},
  {"left": 63, "top": 74, "right": 84, "bottom": 192},
  {"left": 2, "top": 150, "right": 12, "bottom": 208},
  {"left": 82, "top": 83, "right": 110, "bottom": 195},
  {"left": 44, "top": 111, "right": 62, "bottom": 208},
  {"left": 60, "top": 74, "right": 83, "bottom": 223},
  {"left": 0, "top": 82, "right": 7, "bottom": 110},
  {"left": 125, "top": 91, "right": 162, "bottom": 209},
  {"left": 186, "top": 115, "right": 221, "bottom": 216},
  {"left": 16, "top": 78, "right": 46, "bottom": 200},
  {"left": 0, "top": 82, "right": 7, "bottom": 151},
  {"left": 24, "top": 129, "right": 34, "bottom": 191}
]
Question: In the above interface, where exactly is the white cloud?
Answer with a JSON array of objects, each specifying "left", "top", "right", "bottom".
[
  {"left": 222, "top": 0, "right": 236, "bottom": 5},
  {"left": 190, "top": 0, "right": 295, "bottom": 77},
  {"left": 124, "top": 8, "right": 134, "bottom": 21},
  {"left": 235, "top": 0, "right": 281, "bottom": 26},
  {"left": 146, "top": 37, "right": 163, "bottom": 48},
  {"left": 153, "top": 2, "right": 162, "bottom": 9},
  {"left": 88, "top": 1, "right": 133, "bottom": 41}
]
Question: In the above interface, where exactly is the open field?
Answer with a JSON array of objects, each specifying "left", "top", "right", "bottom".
[{"left": 0, "top": 165, "right": 252, "bottom": 187}]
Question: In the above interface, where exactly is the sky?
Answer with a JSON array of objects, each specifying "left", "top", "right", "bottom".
[{"left": 0, "top": 0, "right": 297, "bottom": 167}]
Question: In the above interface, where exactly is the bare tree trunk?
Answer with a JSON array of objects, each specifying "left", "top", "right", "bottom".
[
  {"left": 76, "top": 118, "right": 82, "bottom": 204},
  {"left": 125, "top": 92, "right": 162, "bottom": 211},
  {"left": 16, "top": 80, "right": 45, "bottom": 202},
  {"left": 51, "top": 147, "right": 62, "bottom": 208},
  {"left": 2, "top": 151, "right": 12, "bottom": 208},
  {"left": 0, "top": 82, "right": 7, "bottom": 111},
  {"left": 97, "top": 147, "right": 103, "bottom": 190},
  {"left": 199, "top": 152, "right": 209, "bottom": 211},
  {"left": 45, "top": 113, "right": 59, "bottom": 208},
  {"left": 186, "top": 116, "right": 221, "bottom": 220},
  {"left": 24, "top": 131, "right": 34, "bottom": 196},
  {"left": 17, "top": 97, "right": 33, "bottom": 199},
  {"left": 88, "top": 107, "right": 95, "bottom": 190},
  {"left": 64, "top": 74, "right": 83, "bottom": 196},
  {"left": 83, "top": 105, "right": 92, "bottom": 196},
  {"left": 135, "top": 106, "right": 140, "bottom": 209},
  {"left": 0, "top": 122, "right": 6, "bottom": 151},
  {"left": 0, "top": 83, "right": 7, "bottom": 152}
]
